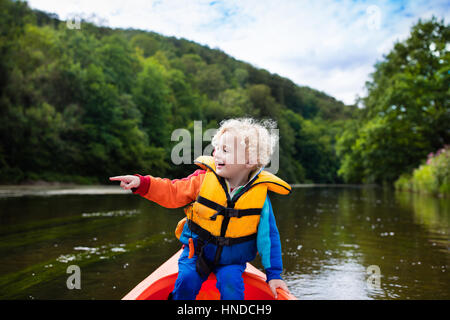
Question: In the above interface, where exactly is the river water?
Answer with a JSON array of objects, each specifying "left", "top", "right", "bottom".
[{"left": 0, "top": 185, "right": 448, "bottom": 299}]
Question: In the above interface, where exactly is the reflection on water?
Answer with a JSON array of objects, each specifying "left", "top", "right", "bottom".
[
  {"left": 267, "top": 186, "right": 449, "bottom": 300},
  {"left": 0, "top": 184, "right": 448, "bottom": 299},
  {"left": 288, "top": 260, "right": 373, "bottom": 300}
]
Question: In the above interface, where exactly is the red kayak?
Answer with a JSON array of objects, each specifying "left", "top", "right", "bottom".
[{"left": 122, "top": 249, "right": 297, "bottom": 300}]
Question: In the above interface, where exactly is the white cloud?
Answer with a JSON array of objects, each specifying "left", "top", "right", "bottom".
[{"left": 27, "top": 0, "right": 449, "bottom": 105}]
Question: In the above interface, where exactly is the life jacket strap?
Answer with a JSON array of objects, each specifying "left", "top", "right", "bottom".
[
  {"left": 196, "top": 196, "right": 262, "bottom": 221},
  {"left": 187, "top": 219, "right": 257, "bottom": 246}
]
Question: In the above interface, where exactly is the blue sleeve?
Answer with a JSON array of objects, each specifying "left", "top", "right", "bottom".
[{"left": 257, "top": 195, "right": 283, "bottom": 282}]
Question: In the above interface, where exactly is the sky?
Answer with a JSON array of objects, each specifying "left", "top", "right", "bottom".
[{"left": 26, "top": 0, "right": 450, "bottom": 106}]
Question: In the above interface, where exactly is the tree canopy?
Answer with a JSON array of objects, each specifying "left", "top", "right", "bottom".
[{"left": 337, "top": 16, "right": 449, "bottom": 185}]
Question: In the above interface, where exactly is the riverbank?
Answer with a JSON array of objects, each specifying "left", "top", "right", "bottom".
[
  {"left": 291, "top": 183, "right": 380, "bottom": 188},
  {"left": 0, "top": 182, "right": 382, "bottom": 198},
  {"left": 3, "top": 181, "right": 381, "bottom": 188},
  {"left": 10, "top": 180, "right": 83, "bottom": 187},
  {"left": 0, "top": 184, "right": 129, "bottom": 197}
]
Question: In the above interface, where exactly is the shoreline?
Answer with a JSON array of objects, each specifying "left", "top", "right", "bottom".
[
  {"left": 7, "top": 180, "right": 84, "bottom": 187},
  {"left": 290, "top": 183, "right": 380, "bottom": 188},
  {"left": 0, "top": 183, "right": 128, "bottom": 197},
  {"left": 1, "top": 181, "right": 381, "bottom": 188}
]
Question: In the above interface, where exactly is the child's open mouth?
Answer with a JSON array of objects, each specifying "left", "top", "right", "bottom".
[{"left": 217, "top": 163, "right": 225, "bottom": 169}]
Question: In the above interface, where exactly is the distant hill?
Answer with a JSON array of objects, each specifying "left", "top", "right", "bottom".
[
  {"left": 0, "top": 0, "right": 357, "bottom": 184},
  {"left": 118, "top": 28, "right": 355, "bottom": 121}
]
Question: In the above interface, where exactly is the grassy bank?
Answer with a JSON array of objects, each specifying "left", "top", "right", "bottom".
[{"left": 395, "top": 145, "right": 450, "bottom": 197}]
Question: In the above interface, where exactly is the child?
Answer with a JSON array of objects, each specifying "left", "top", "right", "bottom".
[{"left": 110, "top": 118, "right": 291, "bottom": 300}]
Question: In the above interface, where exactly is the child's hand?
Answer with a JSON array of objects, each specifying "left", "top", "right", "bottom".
[
  {"left": 109, "top": 175, "right": 140, "bottom": 190},
  {"left": 268, "top": 279, "right": 290, "bottom": 299}
]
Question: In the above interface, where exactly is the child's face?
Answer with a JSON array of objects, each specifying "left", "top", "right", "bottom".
[{"left": 213, "top": 131, "right": 254, "bottom": 179}]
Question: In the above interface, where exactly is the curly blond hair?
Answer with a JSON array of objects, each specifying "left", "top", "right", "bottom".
[{"left": 211, "top": 117, "right": 278, "bottom": 168}]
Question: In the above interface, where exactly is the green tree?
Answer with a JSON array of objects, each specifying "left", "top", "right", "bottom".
[
  {"left": 0, "top": 0, "right": 30, "bottom": 97},
  {"left": 339, "top": 17, "right": 449, "bottom": 185},
  {"left": 335, "top": 120, "right": 365, "bottom": 183},
  {"left": 166, "top": 68, "right": 201, "bottom": 128},
  {"left": 247, "top": 84, "right": 281, "bottom": 119},
  {"left": 97, "top": 34, "right": 140, "bottom": 93},
  {"left": 132, "top": 58, "right": 172, "bottom": 148},
  {"left": 130, "top": 33, "right": 159, "bottom": 57},
  {"left": 196, "top": 63, "right": 227, "bottom": 99},
  {"left": 217, "top": 88, "right": 253, "bottom": 117},
  {"left": 234, "top": 68, "right": 248, "bottom": 87},
  {"left": 365, "top": 17, "right": 449, "bottom": 146}
]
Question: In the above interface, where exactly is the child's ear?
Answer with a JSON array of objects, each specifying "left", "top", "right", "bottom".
[{"left": 245, "top": 163, "right": 257, "bottom": 169}]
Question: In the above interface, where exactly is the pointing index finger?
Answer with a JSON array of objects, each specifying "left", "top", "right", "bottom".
[{"left": 109, "top": 176, "right": 125, "bottom": 181}]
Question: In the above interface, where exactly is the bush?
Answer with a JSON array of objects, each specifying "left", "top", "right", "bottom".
[
  {"left": 412, "top": 164, "right": 438, "bottom": 194},
  {"left": 394, "top": 172, "right": 413, "bottom": 191},
  {"left": 395, "top": 145, "right": 450, "bottom": 196}
]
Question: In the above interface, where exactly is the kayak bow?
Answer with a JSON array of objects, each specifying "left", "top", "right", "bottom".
[{"left": 122, "top": 249, "right": 297, "bottom": 300}]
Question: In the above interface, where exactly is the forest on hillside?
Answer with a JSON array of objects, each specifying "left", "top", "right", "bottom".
[{"left": 0, "top": 0, "right": 448, "bottom": 186}]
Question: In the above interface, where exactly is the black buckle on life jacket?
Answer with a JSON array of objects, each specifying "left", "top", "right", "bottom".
[
  {"left": 226, "top": 208, "right": 240, "bottom": 217},
  {"left": 215, "top": 236, "right": 231, "bottom": 246},
  {"left": 209, "top": 207, "right": 240, "bottom": 220}
]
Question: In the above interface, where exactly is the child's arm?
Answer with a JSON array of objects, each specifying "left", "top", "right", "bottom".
[
  {"left": 257, "top": 195, "right": 290, "bottom": 298},
  {"left": 257, "top": 196, "right": 283, "bottom": 281},
  {"left": 110, "top": 169, "right": 206, "bottom": 208}
]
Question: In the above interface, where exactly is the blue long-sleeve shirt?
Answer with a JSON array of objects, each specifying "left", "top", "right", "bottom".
[{"left": 257, "top": 195, "right": 283, "bottom": 282}]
